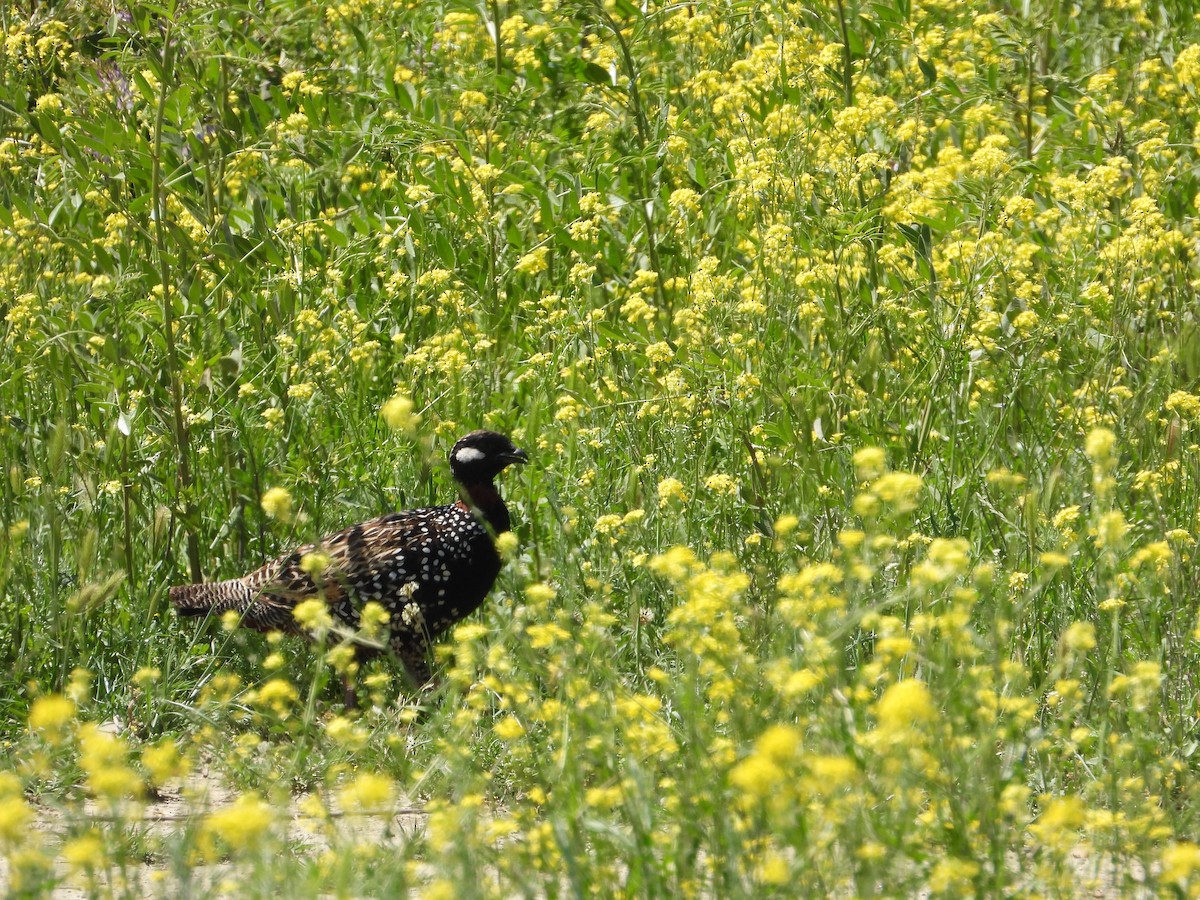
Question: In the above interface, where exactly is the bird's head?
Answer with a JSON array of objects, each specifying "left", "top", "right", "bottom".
[{"left": 449, "top": 430, "right": 529, "bottom": 484}]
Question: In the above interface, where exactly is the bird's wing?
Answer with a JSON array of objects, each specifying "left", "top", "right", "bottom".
[{"left": 245, "top": 508, "right": 452, "bottom": 604}]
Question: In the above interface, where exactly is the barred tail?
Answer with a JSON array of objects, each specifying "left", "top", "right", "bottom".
[
  {"left": 169, "top": 579, "right": 254, "bottom": 619},
  {"left": 170, "top": 579, "right": 295, "bottom": 633}
]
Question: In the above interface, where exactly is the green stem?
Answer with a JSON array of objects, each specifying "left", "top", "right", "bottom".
[
  {"left": 835, "top": 0, "right": 854, "bottom": 107},
  {"left": 151, "top": 25, "right": 202, "bottom": 582}
]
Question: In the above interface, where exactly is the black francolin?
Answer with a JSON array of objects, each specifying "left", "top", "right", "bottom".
[{"left": 169, "top": 430, "right": 528, "bottom": 691}]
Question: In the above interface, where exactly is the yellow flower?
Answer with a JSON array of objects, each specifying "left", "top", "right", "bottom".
[
  {"left": 648, "top": 545, "right": 702, "bottom": 582},
  {"left": 874, "top": 679, "right": 936, "bottom": 732},
  {"left": 1039, "top": 551, "right": 1070, "bottom": 570},
  {"left": 260, "top": 486, "right": 293, "bottom": 522},
  {"left": 380, "top": 394, "right": 420, "bottom": 432},
  {"left": 853, "top": 446, "right": 887, "bottom": 480},
  {"left": 838, "top": 529, "right": 866, "bottom": 551},
  {"left": 526, "top": 622, "right": 570, "bottom": 649},
  {"left": 1030, "top": 795, "right": 1085, "bottom": 843},
  {"left": 1093, "top": 510, "right": 1128, "bottom": 550},
  {"left": 756, "top": 849, "right": 790, "bottom": 885},
  {"left": 132, "top": 666, "right": 161, "bottom": 687},
  {"left": 871, "top": 472, "right": 923, "bottom": 514},
  {"left": 0, "top": 795, "right": 32, "bottom": 844},
  {"left": 493, "top": 716, "right": 526, "bottom": 741},
  {"left": 806, "top": 755, "right": 857, "bottom": 793},
  {"left": 773, "top": 514, "right": 799, "bottom": 537},
  {"left": 1166, "top": 390, "right": 1200, "bottom": 419},
  {"left": 703, "top": 473, "right": 739, "bottom": 497},
  {"left": 205, "top": 793, "right": 275, "bottom": 847},
  {"left": 326, "top": 716, "right": 369, "bottom": 750},
  {"left": 28, "top": 694, "right": 75, "bottom": 742},
  {"left": 1061, "top": 621, "right": 1096, "bottom": 654},
  {"left": 254, "top": 678, "right": 299, "bottom": 715},
  {"left": 338, "top": 773, "right": 394, "bottom": 814},
  {"left": 514, "top": 246, "right": 549, "bottom": 275},
  {"left": 141, "top": 740, "right": 188, "bottom": 786},
  {"left": 78, "top": 724, "right": 141, "bottom": 801},
  {"left": 34, "top": 93, "right": 63, "bottom": 112},
  {"left": 300, "top": 551, "right": 330, "bottom": 577},
  {"left": 325, "top": 643, "right": 357, "bottom": 674},
  {"left": 729, "top": 724, "right": 801, "bottom": 802},
  {"left": 928, "top": 857, "right": 980, "bottom": 893},
  {"left": 1084, "top": 427, "right": 1117, "bottom": 465},
  {"left": 585, "top": 785, "right": 622, "bottom": 810},
  {"left": 360, "top": 601, "right": 390, "bottom": 637},
  {"left": 494, "top": 531, "right": 519, "bottom": 560},
  {"left": 524, "top": 582, "right": 556, "bottom": 605},
  {"left": 1175, "top": 44, "right": 1200, "bottom": 88},
  {"left": 293, "top": 598, "right": 333, "bottom": 635},
  {"left": 1053, "top": 505, "right": 1082, "bottom": 529},
  {"left": 729, "top": 752, "right": 786, "bottom": 801},
  {"left": 912, "top": 537, "right": 971, "bottom": 585},
  {"left": 286, "top": 382, "right": 315, "bottom": 400},
  {"left": 656, "top": 477, "right": 688, "bottom": 507},
  {"left": 1162, "top": 841, "right": 1200, "bottom": 888},
  {"left": 61, "top": 831, "right": 104, "bottom": 871}
]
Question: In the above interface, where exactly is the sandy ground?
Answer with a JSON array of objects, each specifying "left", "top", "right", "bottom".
[
  {"left": 1, "top": 765, "right": 428, "bottom": 897},
  {"left": 0, "top": 765, "right": 1148, "bottom": 897}
]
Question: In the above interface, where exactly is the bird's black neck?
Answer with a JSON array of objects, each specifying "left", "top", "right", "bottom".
[{"left": 457, "top": 481, "right": 511, "bottom": 534}]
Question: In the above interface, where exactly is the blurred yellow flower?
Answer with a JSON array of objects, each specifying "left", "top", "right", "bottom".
[
  {"left": 78, "top": 724, "right": 141, "bottom": 801},
  {"left": 1030, "top": 795, "right": 1085, "bottom": 844},
  {"left": 494, "top": 530, "right": 519, "bottom": 559},
  {"left": 380, "top": 394, "right": 420, "bottom": 432},
  {"left": 514, "top": 246, "right": 549, "bottom": 275},
  {"left": 253, "top": 678, "right": 299, "bottom": 717},
  {"left": 260, "top": 486, "right": 293, "bottom": 522},
  {"left": 1084, "top": 427, "right": 1117, "bottom": 466},
  {"left": 524, "top": 582, "right": 556, "bottom": 605},
  {"left": 61, "top": 831, "right": 104, "bottom": 871},
  {"left": 1175, "top": 44, "right": 1200, "bottom": 88},
  {"left": 874, "top": 679, "right": 936, "bottom": 732},
  {"left": 0, "top": 795, "right": 32, "bottom": 844},
  {"left": 132, "top": 666, "right": 160, "bottom": 687},
  {"left": 1162, "top": 841, "right": 1200, "bottom": 889},
  {"left": 773, "top": 514, "right": 799, "bottom": 537},
  {"left": 326, "top": 716, "right": 369, "bottom": 750},
  {"left": 1093, "top": 510, "right": 1128, "bottom": 550},
  {"left": 360, "top": 601, "right": 390, "bottom": 637},
  {"left": 853, "top": 446, "right": 887, "bottom": 480},
  {"left": 339, "top": 772, "right": 394, "bottom": 813},
  {"left": 205, "top": 793, "right": 274, "bottom": 847},
  {"left": 1061, "top": 621, "right": 1096, "bottom": 654},
  {"left": 493, "top": 716, "right": 525, "bottom": 740},
  {"left": 28, "top": 693, "right": 75, "bottom": 742},
  {"left": 729, "top": 752, "right": 786, "bottom": 801},
  {"left": 865, "top": 472, "right": 923, "bottom": 515},
  {"left": 300, "top": 551, "right": 330, "bottom": 577},
  {"left": 142, "top": 739, "right": 188, "bottom": 787},
  {"left": 293, "top": 598, "right": 332, "bottom": 635}
]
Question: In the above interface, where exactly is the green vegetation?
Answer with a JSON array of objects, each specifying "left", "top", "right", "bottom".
[{"left": 2, "top": 0, "right": 1200, "bottom": 894}]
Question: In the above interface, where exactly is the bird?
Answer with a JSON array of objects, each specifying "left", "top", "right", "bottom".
[{"left": 169, "top": 430, "right": 528, "bottom": 698}]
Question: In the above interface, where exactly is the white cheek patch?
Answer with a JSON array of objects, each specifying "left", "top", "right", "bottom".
[{"left": 454, "top": 447, "right": 486, "bottom": 464}]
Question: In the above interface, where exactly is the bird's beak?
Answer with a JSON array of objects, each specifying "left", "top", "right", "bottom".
[{"left": 505, "top": 448, "right": 530, "bottom": 465}]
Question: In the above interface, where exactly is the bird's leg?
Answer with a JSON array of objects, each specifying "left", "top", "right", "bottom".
[
  {"left": 398, "top": 643, "right": 433, "bottom": 694},
  {"left": 342, "top": 672, "right": 360, "bottom": 712}
]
